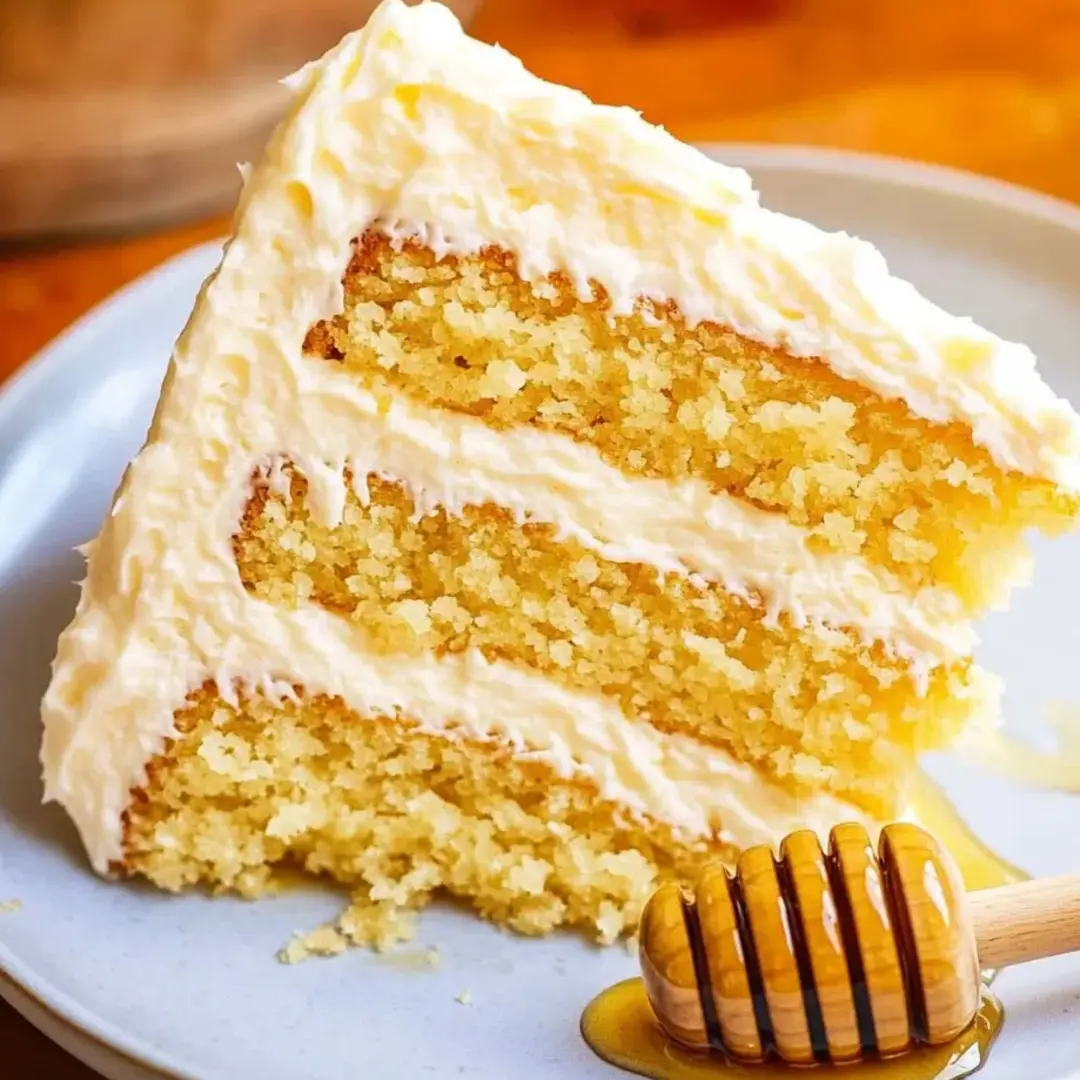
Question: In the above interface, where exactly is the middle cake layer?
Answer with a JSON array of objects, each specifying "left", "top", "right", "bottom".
[{"left": 234, "top": 468, "right": 991, "bottom": 814}]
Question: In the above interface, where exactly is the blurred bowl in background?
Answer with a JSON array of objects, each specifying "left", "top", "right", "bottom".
[{"left": 0, "top": 0, "right": 482, "bottom": 241}]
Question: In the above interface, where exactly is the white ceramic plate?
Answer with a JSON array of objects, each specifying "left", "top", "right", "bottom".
[{"left": 2, "top": 147, "right": 1080, "bottom": 1080}]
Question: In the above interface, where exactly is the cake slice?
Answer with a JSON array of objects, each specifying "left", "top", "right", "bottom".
[{"left": 41, "top": 0, "right": 1080, "bottom": 949}]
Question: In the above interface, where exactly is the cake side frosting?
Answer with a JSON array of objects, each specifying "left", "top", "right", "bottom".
[
  {"left": 40, "top": 0, "right": 1023, "bottom": 872},
  {"left": 272, "top": 0, "right": 1080, "bottom": 484}
]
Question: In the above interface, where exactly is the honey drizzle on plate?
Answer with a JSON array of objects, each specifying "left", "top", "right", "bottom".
[
  {"left": 581, "top": 774, "right": 1023, "bottom": 1079},
  {"left": 581, "top": 981, "right": 1003, "bottom": 1080}
]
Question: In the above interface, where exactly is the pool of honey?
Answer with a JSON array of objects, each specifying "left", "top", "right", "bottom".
[
  {"left": 581, "top": 980, "right": 1003, "bottom": 1080},
  {"left": 581, "top": 774, "right": 1023, "bottom": 1080}
]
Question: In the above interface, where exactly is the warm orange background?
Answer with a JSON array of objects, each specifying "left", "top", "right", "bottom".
[{"left": 3, "top": 0, "right": 1079, "bottom": 1073}]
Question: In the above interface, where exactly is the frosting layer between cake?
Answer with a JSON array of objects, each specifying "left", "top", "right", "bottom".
[
  {"left": 266, "top": 382, "right": 972, "bottom": 661},
  {"left": 52, "top": 599, "right": 875, "bottom": 872}
]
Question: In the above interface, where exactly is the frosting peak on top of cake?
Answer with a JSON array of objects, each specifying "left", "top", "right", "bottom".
[{"left": 280, "top": 0, "right": 1080, "bottom": 484}]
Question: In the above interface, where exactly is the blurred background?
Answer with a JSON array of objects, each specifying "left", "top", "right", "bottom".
[
  {"left": 3, "top": 0, "right": 1080, "bottom": 242},
  {"left": 2, "top": 0, "right": 1080, "bottom": 367}
]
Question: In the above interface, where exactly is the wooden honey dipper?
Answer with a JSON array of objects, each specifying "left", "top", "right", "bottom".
[{"left": 639, "top": 821, "right": 1080, "bottom": 1066}]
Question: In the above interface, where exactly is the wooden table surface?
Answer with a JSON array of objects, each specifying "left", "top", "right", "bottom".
[{"left": 2, "top": 0, "right": 1079, "bottom": 1074}]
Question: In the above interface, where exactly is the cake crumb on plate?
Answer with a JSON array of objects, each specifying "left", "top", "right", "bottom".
[{"left": 278, "top": 899, "right": 419, "bottom": 964}]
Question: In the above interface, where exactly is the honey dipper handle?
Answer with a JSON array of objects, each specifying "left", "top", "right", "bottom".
[{"left": 970, "top": 873, "right": 1080, "bottom": 970}]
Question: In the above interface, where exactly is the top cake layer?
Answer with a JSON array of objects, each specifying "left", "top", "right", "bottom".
[{"left": 275, "top": 0, "right": 1080, "bottom": 483}]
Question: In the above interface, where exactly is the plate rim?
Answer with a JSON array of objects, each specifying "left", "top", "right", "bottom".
[
  {"left": 3, "top": 143, "right": 1080, "bottom": 1079},
  {"left": 0, "top": 965, "right": 182, "bottom": 1080},
  {"left": 710, "top": 141, "right": 1080, "bottom": 235}
]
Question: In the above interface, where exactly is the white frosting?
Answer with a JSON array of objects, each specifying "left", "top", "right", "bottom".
[
  {"left": 45, "top": 0, "right": 1063, "bottom": 872},
  {"left": 270, "top": 0, "right": 1079, "bottom": 483}
]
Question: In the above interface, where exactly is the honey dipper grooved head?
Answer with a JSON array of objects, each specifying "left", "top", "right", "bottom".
[{"left": 638, "top": 822, "right": 980, "bottom": 1065}]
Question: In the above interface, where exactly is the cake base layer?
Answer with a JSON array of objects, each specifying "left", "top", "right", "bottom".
[
  {"left": 121, "top": 686, "right": 722, "bottom": 943},
  {"left": 305, "top": 233, "right": 1080, "bottom": 612}
]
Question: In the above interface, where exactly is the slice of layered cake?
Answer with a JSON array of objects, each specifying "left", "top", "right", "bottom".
[{"left": 41, "top": 0, "right": 1080, "bottom": 949}]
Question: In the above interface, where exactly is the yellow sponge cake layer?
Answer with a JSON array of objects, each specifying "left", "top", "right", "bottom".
[
  {"left": 307, "top": 234, "right": 1079, "bottom": 612},
  {"left": 123, "top": 687, "right": 722, "bottom": 943},
  {"left": 235, "top": 470, "right": 986, "bottom": 813}
]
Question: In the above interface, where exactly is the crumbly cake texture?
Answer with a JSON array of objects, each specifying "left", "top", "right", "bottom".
[
  {"left": 41, "top": 0, "right": 1080, "bottom": 953},
  {"left": 123, "top": 686, "right": 716, "bottom": 945},
  {"left": 307, "top": 234, "right": 1079, "bottom": 612},
  {"left": 234, "top": 470, "right": 982, "bottom": 815}
]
